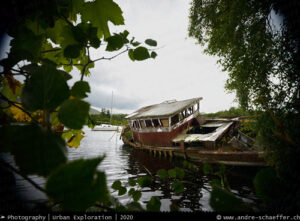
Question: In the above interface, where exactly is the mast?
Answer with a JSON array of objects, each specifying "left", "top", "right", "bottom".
[{"left": 110, "top": 91, "right": 113, "bottom": 125}]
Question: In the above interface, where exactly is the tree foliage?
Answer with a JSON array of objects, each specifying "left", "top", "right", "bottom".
[
  {"left": 189, "top": 0, "right": 300, "bottom": 211},
  {"left": 0, "top": 0, "right": 158, "bottom": 211}
]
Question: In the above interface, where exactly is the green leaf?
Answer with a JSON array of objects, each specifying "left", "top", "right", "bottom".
[
  {"left": 203, "top": 163, "right": 213, "bottom": 175},
  {"left": 71, "top": 81, "right": 91, "bottom": 98},
  {"left": 128, "top": 188, "right": 142, "bottom": 202},
  {"left": 145, "top": 39, "right": 157, "bottom": 47},
  {"left": 132, "top": 190, "right": 142, "bottom": 202},
  {"left": 58, "top": 70, "right": 72, "bottom": 81},
  {"left": 175, "top": 167, "right": 185, "bottom": 179},
  {"left": 126, "top": 202, "right": 144, "bottom": 211},
  {"left": 118, "top": 186, "right": 127, "bottom": 196},
  {"left": 171, "top": 181, "right": 184, "bottom": 194},
  {"left": 112, "top": 180, "right": 122, "bottom": 190},
  {"left": 137, "top": 176, "right": 152, "bottom": 188},
  {"left": 128, "top": 178, "right": 136, "bottom": 186},
  {"left": 157, "top": 169, "right": 168, "bottom": 180},
  {"left": 21, "top": 64, "right": 70, "bottom": 111},
  {"left": 133, "top": 47, "right": 150, "bottom": 61},
  {"left": 131, "top": 41, "right": 140, "bottom": 47},
  {"left": 151, "top": 51, "right": 157, "bottom": 59},
  {"left": 168, "top": 169, "right": 176, "bottom": 178},
  {"left": 46, "top": 157, "right": 109, "bottom": 211},
  {"left": 146, "top": 196, "right": 161, "bottom": 212},
  {"left": 1, "top": 124, "right": 67, "bottom": 176},
  {"left": 128, "top": 49, "right": 135, "bottom": 61},
  {"left": 210, "top": 179, "right": 222, "bottom": 188},
  {"left": 254, "top": 167, "right": 284, "bottom": 203},
  {"left": 58, "top": 99, "right": 90, "bottom": 130},
  {"left": 64, "top": 44, "right": 81, "bottom": 58},
  {"left": 10, "top": 28, "right": 43, "bottom": 61},
  {"left": 90, "top": 38, "right": 101, "bottom": 49},
  {"left": 80, "top": 0, "right": 124, "bottom": 39},
  {"left": 210, "top": 186, "right": 248, "bottom": 212},
  {"left": 106, "top": 34, "right": 124, "bottom": 51}
]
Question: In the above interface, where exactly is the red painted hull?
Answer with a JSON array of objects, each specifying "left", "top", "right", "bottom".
[{"left": 132, "top": 118, "right": 198, "bottom": 146}]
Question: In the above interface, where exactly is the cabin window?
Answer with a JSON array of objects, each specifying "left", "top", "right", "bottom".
[
  {"left": 145, "top": 119, "right": 153, "bottom": 127},
  {"left": 187, "top": 106, "right": 193, "bottom": 115},
  {"left": 179, "top": 113, "right": 183, "bottom": 121},
  {"left": 171, "top": 114, "right": 179, "bottom": 126},
  {"left": 153, "top": 119, "right": 160, "bottom": 127},
  {"left": 140, "top": 120, "right": 146, "bottom": 128},
  {"left": 136, "top": 121, "right": 140, "bottom": 129},
  {"left": 160, "top": 118, "right": 169, "bottom": 127},
  {"left": 133, "top": 121, "right": 137, "bottom": 129},
  {"left": 194, "top": 103, "right": 199, "bottom": 112}
]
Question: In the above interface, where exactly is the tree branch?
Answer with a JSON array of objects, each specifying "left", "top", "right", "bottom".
[
  {"left": 0, "top": 93, "right": 37, "bottom": 123},
  {"left": 41, "top": 48, "right": 62, "bottom": 53},
  {"left": 92, "top": 48, "right": 129, "bottom": 63}
]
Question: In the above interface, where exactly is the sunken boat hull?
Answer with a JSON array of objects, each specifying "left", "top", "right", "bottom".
[
  {"left": 123, "top": 98, "right": 265, "bottom": 166},
  {"left": 121, "top": 124, "right": 265, "bottom": 166}
]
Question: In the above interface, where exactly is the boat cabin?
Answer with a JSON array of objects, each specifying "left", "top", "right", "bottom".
[{"left": 126, "top": 97, "right": 204, "bottom": 146}]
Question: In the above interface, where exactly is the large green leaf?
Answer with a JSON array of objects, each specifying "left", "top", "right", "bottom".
[
  {"left": 64, "top": 44, "right": 81, "bottom": 58},
  {"left": 71, "top": 81, "right": 91, "bottom": 98},
  {"left": 137, "top": 176, "right": 152, "bottom": 188},
  {"left": 254, "top": 167, "right": 284, "bottom": 203},
  {"left": 132, "top": 47, "right": 150, "bottom": 61},
  {"left": 1, "top": 124, "right": 67, "bottom": 176},
  {"left": 46, "top": 157, "right": 109, "bottom": 211},
  {"left": 21, "top": 64, "right": 70, "bottom": 111},
  {"left": 167, "top": 169, "right": 176, "bottom": 178},
  {"left": 171, "top": 181, "right": 184, "bottom": 194},
  {"left": 9, "top": 28, "right": 43, "bottom": 62},
  {"left": 157, "top": 169, "right": 168, "bottom": 180},
  {"left": 111, "top": 180, "right": 122, "bottom": 190},
  {"left": 58, "top": 99, "right": 90, "bottom": 130},
  {"left": 106, "top": 34, "right": 124, "bottom": 51},
  {"left": 210, "top": 186, "right": 248, "bottom": 212},
  {"left": 128, "top": 188, "right": 142, "bottom": 202},
  {"left": 126, "top": 202, "right": 144, "bottom": 211},
  {"left": 146, "top": 196, "right": 161, "bottom": 212},
  {"left": 175, "top": 167, "right": 185, "bottom": 179},
  {"left": 80, "top": 0, "right": 124, "bottom": 39}
]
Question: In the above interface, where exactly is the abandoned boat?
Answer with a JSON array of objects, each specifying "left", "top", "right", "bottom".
[{"left": 121, "top": 97, "right": 265, "bottom": 166}]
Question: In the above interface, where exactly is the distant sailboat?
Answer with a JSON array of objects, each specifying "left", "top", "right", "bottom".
[{"left": 92, "top": 91, "right": 121, "bottom": 131}]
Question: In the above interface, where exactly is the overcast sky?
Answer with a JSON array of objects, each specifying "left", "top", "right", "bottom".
[{"left": 73, "top": 0, "right": 237, "bottom": 114}]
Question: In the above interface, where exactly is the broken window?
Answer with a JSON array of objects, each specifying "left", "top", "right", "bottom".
[
  {"left": 194, "top": 103, "right": 199, "bottom": 112},
  {"left": 140, "top": 120, "right": 146, "bottom": 128},
  {"left": 179, "top": 111, "right": 185, "bottom": 120},
  {"left": 153, "top": 119, "right": 160, "bottom": 127},
  {"left": 187, "top": 106, "right": 193, "bottom": 115},
  {"left": 171, "top": 114, "right": 179, "bottom": 126},
  {"left": 133, "top": 121, "right": 137, "bottom": 129},
  {"left": 136, "top": 121, "right": 140, "bottom": 129},
  {"left": 160, "top": 118, "right": 169, "bottom": 127},
  {"left": 145, "top": 119, "right": 153, "bottom": 127}
]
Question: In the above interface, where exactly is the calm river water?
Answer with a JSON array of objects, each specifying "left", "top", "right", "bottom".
[{"left": 5, "top": 126, "right": 261, "bottom": 212}]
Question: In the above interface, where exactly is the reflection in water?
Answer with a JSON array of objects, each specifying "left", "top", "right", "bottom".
[{"left": 67, "top": 127, "right": 260, "bottom": 212}]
